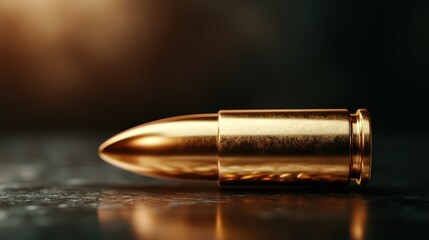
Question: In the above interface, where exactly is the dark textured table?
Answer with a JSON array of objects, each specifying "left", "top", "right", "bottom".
[{"left": 0, "top": 133, "right": 428, "bottom": 240}]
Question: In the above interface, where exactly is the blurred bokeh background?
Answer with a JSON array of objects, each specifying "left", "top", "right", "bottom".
[
  {"left": 0, "top": 1, "right": 429, "bottom": 239},
  {"left": 0, "top": 0, "right": 428, "bottom": 134}
]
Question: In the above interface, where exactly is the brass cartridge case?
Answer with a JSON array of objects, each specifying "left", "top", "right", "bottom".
[
  {"left": 218, "top": 109, "right": 371, "bottom": 187},
  {"left": 99, "top": 109, "right": 371, "bottom": 188}
]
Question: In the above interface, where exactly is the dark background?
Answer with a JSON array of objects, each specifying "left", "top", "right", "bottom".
[
  {"left": 1, "top": 0, "right": 428, "bottom": 135},
  {"left": 0, "top": 1, "right": 429, "bottom": 239}
]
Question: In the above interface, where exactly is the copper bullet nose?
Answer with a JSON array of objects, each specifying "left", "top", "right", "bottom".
[
  {"left": 98, "top": 129, "right": 145, "bottom": 171},
  {"left": 98, "top": 140, "right": 111, "bottom": 161},
  {"left": 99, "top": 131, "right": 154, "bottom": 157},
  {"left": 98, "top": 114, "right": 219, "bottom": 181},
  {"left": 98, "top": 135, "right": 130, "bottom": 161}
]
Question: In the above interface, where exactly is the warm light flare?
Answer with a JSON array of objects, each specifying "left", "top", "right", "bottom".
[
  {"left": 0, "top": 0, "right": 140, "bottom": 94},
  {"left": 97, "top": 193, "right": 368, "bottom": 240}
]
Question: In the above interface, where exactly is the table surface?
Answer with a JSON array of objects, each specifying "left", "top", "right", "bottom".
[{"left": 0, "top": 133, "right": 428, "bottom": 240}]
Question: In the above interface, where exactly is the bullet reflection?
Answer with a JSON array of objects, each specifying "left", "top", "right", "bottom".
[
  {"left": 350, "top": 200, "right": 367, "bottom": 240},
  {"left": 97, "top": 187, "right": 368, "bottom": 240}
]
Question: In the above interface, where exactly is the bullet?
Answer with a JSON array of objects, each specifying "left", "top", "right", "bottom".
[{"left": 99, "top": 109, "right": 371, "bottom": 188}]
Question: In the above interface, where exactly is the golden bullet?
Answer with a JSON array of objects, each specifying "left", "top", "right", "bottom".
[{"left": 99, "top": 109, "right": 371, "bottom": 188}]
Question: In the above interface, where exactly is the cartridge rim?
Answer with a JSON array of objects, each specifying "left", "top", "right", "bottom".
[{"left": 350, "top": 109, "right": 372, "bottom": 185}]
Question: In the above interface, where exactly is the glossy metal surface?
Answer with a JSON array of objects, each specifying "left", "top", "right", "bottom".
[
  {"left": 218, "top": 110, "right": 351, "bottom": 187},
  {"left": 99, "top": 109, "right": 371, "bottom": 187},
  {"left": 99, "top": 114, "right": 218, "bottom": 180}
]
